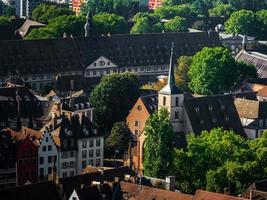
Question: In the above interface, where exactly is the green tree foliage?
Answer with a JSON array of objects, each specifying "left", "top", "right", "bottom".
[
  {"left": 131, "top": 13, "right": 163, "bottom": 33},
  {"left": 81, "top": 0, "right": 139, "bottom": 19},
  {"left": 31, "top": 3, "right": 74, "bottom": 24},
  {"left": 175, "top": 56, "right": 192, "bottom": 92},
  {"left": 228, "top": 0, "right": 267, "bottom": 11},
  {"left": 93, "top": 12, "right": 127, "bottom": 35},
  {"left": 208, "top": 3, "right": 234, "bottom": 17},
  {"left": 225, "top": 10, "right": 257, "bottom": 35},
  {"left": 256, "top": 10, "right": 267, "bottom": 38},
  {"left": 154, "top": 4, "right": 196, "bottom": 19},
  {"left": 163, "top": 0, "right": 195, "bottom": 6},
  {"left": 175, "top": 128, "right": 267, "bottom": 195},
  {"left": 106, "top": 122, "right": 131, "bottom": 152},
  {"left": 90, "top": 72, "right": 140, "bottom": 133},
  {"left": 188, "top": 47, "right": 257, "bottom": 95},
  {"left": 164, "top": 16, "right": 188, "bottom": 32},
  {"left": 26, "top": 15, "right": 85, "bottom": 39},
  {"left": 0, "top": 16, "right": 10, "bottom": 25},
  {"left": 143, "top": 108, "right": 175, "bottom": 178}
]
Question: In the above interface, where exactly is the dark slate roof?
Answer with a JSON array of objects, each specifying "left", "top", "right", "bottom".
[
  {"left": 234, "top": 98, "right": 267, "bottom": 119},
  {"left": 184, "top": 94, "right": 246, "bottom": 136},
  {"left": 140, "top": 94, "right": 158, "bottom": 114},
  {"left": 0, "top": 181, "right": 61, "bottom": 200},
  {"left": 0, "top": 32, "right": 221, "bottom": 76},
  {"left": 75, "top": 186, "right": 102, "bottom": 200},
  {"left": 236, "top": 51, "right": 267, "bottom": 78},
  {"left": 0, "top": 25, "right": 13, "bottom": 40}
]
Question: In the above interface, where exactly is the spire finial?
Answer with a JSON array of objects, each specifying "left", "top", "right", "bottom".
[
  {"left": 242, "top": 35, "right": 247, "bottom": 51},
  {"left": 168, "top": 42, "right": 175, "bottom": 86}
]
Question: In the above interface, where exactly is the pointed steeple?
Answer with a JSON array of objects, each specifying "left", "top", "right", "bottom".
[
  {"left": 159, "top": 42, "right": 181, "bottom": 94},
  {"left": 242, "top": 35, "right": 247, "bottom": 51},
  {"left": 84, "top": 11, "right": 93, "bottom": 37}
]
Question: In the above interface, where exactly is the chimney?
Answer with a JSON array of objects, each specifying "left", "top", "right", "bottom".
[
  {"left": 224, "top": 187, "right": 230, "bottom": 195},
  {"left": 165, "top": 176, "right": 175, "bottom": 191}
]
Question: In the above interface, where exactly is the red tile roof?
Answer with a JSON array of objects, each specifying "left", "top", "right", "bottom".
[{"left": 193, "top": 190, "right": 248, "bottom": 200}]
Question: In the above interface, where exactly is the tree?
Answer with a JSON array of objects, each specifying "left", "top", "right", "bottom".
[
  {"left": 31, "top": 3, "right": 74, "bottom": 24},
  {"left": 0, "top": 16, "right": 10, "bottom": 25},
  {"left": 90, "top": 72, "right": 140, "bottom": 133},
  {"left": 225, "top": 10, "right": 257, "bottom": 36},
  {"left": 143, "top": 108, "right": 175, "bottom": 178},
  {"left": 93, "top": 12, "right": 127, "bottom": 35},
  {"left": 256, "top": 10, "right": 267, "bottom": 39},
  {"left": 131, "top": 13, "right": 163, "bottom": 34},
  {"left": 164, "top": 16, "right": 188, "bottom": 32},
  {"left": 106, "top": 122, "right": 131, "bottom": 152},
  {"left": 175, "top": 56, "right": 192, "bottom": 92},
  {"left": 188, "top": 47, "right": 256, "bottom": 95},
  {"left": 174, "top": 128, "right": 256, "bottom": 194},
  {"left": 208, "top": 3, "right": 234, "bottom": 17},
  {"left": 26, "top": 15, "right": 86, "bottom": 39},
  {"left": 155, "top": 4, "right": 196, "bottom": 19}
]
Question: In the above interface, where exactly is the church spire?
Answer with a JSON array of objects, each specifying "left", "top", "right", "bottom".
[
  {"left": 159, "top": 42, "right": 181, "bottom": 94},
  {"left": 84, "top": 11, "right": 92, "bottom": 37}
]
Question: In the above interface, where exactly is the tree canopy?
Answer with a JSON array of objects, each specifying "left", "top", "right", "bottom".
[
  {"left": 208, "top": 3, "right": 234, "bottom": 17},
  {"left": 143, "top": 108, "right": 175, "bottom": 178},
  {"left": 90, "top": 72, "right": 140, "bottom": 133},
  {"left": 175, "top": 128, "right": 267, "bottom": 195},
  {"left": 188, "top": 47, "right": 257, "bottom": 95},
  {"left": 164, "top": 16, "right": 188, "bottom": 32},
  {"left": 106, "top": 121, "right": 131, "bottom": 152}
]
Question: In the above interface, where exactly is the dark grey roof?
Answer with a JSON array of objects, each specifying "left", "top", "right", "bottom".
[
  {"left": 0, "top": 32, "right": 221, "bottom": 76},
  {"left": 242, "top": 180, "right": 267, "bottom": 199},
  {"left": 140, "top": 94, "right": 158, "bottom": 114},
  {"left": 184, "top": 94, "right": 246, "bottom": 136},
  {"left": 236, "top": 51, "right": 267, "bottom": 78},
  {"left": 75, "top": 186, "right": 102, "bottom": 200}
]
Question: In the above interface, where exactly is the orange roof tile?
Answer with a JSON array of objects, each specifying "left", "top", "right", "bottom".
[{"left": 193, "top": 190, "right": 248, "bottom": 200}]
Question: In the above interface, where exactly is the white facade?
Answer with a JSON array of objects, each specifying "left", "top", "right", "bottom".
[
  {"left": 77, "top": 136, "right": 104, "bottom": 174},
  {"left": 59, "top": 150, "right": 77, "bottom": 178},
  {"left": 38, "top": 129, "right": 59, "bottom": 180},
  {"left": 69, "top": 190, "right": 80, "bottom": 200}
]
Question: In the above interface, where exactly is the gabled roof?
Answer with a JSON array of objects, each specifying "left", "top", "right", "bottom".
[
  {"left": 140, "top": 94, "right": 158, "bottom": 114},
  {"left": 242, "top": 180, "right": 267, "bottom": 199},
  {"left": 184, "top": 94, "right": 246, "bottom": 136},
  {"left": 234, "top": 98, "right": 267, "bottom": 119},
  {"left": 18, "top": 19, "right": 46, "bottom": 38},
  {"left": 193, "top": 190, "right": 248, "bottom": 200},
  {"left": 121, "top": 182, "right": 193, "bottom": 200}
]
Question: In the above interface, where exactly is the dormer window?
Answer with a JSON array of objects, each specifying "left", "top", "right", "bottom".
[
  {"left": 209, "top": 105, "right": 213, "bottom": 111},
  {"left": 163, "top": 96, "right": 166, "bottom": 106},
  {"left": 195, "top": 107, "right": 199, "bottom": 112}
]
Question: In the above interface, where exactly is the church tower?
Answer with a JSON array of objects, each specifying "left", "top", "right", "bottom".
[
  {"left": 84, "top": 11, "right": 92, "bottom": 37},
  {"left": 158, "top": 43, "right": 184, "bottom": 133}
]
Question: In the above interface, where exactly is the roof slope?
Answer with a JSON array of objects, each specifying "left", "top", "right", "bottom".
[
  {"left": 140, "top": 94, "right": 158, "bottom": 114},
  {"left": 194, "top": 190, "right": 248, "bottom": 200},
  {"left": 184, "top": 94, "right": 246, "bottom": 136}
]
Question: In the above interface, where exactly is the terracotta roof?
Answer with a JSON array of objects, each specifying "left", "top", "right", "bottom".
[
  {"left": 121, "top": 182, "right": 193, "bottom": 200},
  {"left": 257, "top": 86, "right": 267, "bottom": 97},
  {"left": 193, "top": 190, "right": 248, "bottom": 200},
  {"left": 234, "top": 98, "right": 267, "bottom": 119},
  {"left": 184, "top": 94, "right": 246, "bottom": 136}
]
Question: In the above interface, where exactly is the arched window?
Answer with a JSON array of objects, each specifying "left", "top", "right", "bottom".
[
  {"left": 175, "top": 97, "right": 179, "bottom": 107},
  {"left": 163, "top": 96, "right": 166, "bottom": 106},
  {"left": 175, "top": 110, "right": 179, "bottom": 119}
]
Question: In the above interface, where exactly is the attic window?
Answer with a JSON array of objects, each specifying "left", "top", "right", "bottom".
[
  {"left": 137, "top": 105, "right": 142, "bottom": 111},
  {"left": 209, "top": 105, "right": 213, "bottom": 111},
  {"left": 195, "top": 107, "right": 199, "bottom": 112}
]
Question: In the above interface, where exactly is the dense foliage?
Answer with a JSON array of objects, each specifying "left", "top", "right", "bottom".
[
  {"left": 106, "top": 122, "right": 131, "bottom": 152},
  {"left": 90, "top": 72, "right": 140, "bottom": 133},
  {"left": 143, "top": 108, "right": 175, "bottom": 178},
  {"left": 175, "top": 128, "right": 267, "bottom": 195},
  {"left": 188, "top": 47, "right": 257, "bottom": 95}
]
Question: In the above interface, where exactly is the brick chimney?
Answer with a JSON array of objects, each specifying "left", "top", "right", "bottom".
[{"left": 165, "top": 176, "right": 175, "bottom": 191}]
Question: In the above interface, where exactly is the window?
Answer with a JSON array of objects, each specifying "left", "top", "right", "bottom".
[
  {"left": 54, "top": 156, "right": 57, "bottom": 162},
  {"left": 48, "top": 167, "right": 52, "bottom": 174},
  {"left": 39, "top": 157, "right": 44, "bottom": 164},
  {"left": 48, "top": 145, "right": 52, "bottom": 151},
  {"left": 45, "top": 137, "right": 48, "bottom": 142},
  {"left": 96, "top": 159, "right": 100, "bottom": 166},
  {"left": 89, "top": 150, "right": 94, "bottom": 157},
  {"left": 70, "top": 171, "right": 75, "bottom": 177},
  {"left": 48, "top": 156, "right": 52, "bottom": 163},
  {"left": 42, "top": 146, "right": 46, "bottom": 152},
  {"left": 134, "top": 130, "right": 138, "bottom": 136},
  {"left": 70, "top": 151, "right": 74, "bottom": 157},
  {"left": 39, "top": 168, "right": 44, "bottom": 178},
  {"left": 82, "top": 141, "right": 87, "bottom": 148},
  {"left": 175, "top": 111, "right": 179, "bottom": 119},
  {"left": 62, "top": 162, "right": 68, "bottom": 169},
  {"left": 259, "top": 119, "right": 263, "bottom": 127},
  {"left": 89, "top": 159, "right": 94, "bottom": 166},
  {"left": 63, "top": 172, "right": 68, "bottom": 178},
  {"left": 208, "top": 105, "right": 213, "bottom": 111},
  {"left": 106, "top": 69, "right": 110, "bottom": 74},
  {"left": 96, "top": 149, "right": 101, "bottom": 157},
  {"left": 135, "top": 121, "right": 139, "bottom": 127},
  {"left": 70, "top": 161, "right": 75, "bottom": 168},
  {"left": 62, "top": 152, "right": 68, "bottom": 158},
  {"left": 96, "top": 139, "right": 101, "bottom": 147},
  {"left": 82, "top": 160, "right": 87, "bottom": 168},
  {"left": 82, "top": 150, "right": 87, "bottom": 158},
  {"left": 163, "top": 96, "right": 166, "bottom": 106},
  {"left": 89, "top": 140, "right": 94, "bottom": 147},
  {"left": 175, "top": 97, "right": 179, "bottom": 107},
  {"left": 71, "top": 139, "right": 74, "bottom": 147}
]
